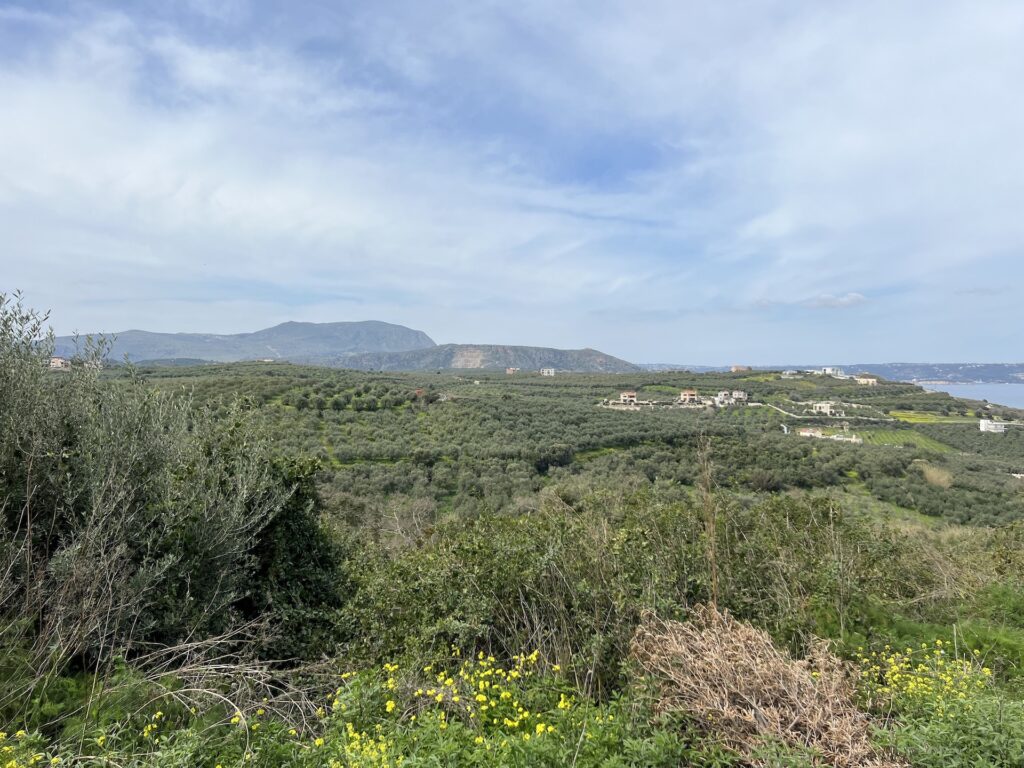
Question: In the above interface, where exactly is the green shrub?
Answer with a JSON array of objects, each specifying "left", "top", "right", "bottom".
[
  {"left": 858, "top": 639, "right": 1024, "bottom": 766},
  {"left": 0, "top": 654, "right": 704, "bottom": 767},
  {"left": 347, "top": 487, "right": 921, "bottom": 691},
  {"left": 0, "top": 294, "right": 349, "bottom": 727}
]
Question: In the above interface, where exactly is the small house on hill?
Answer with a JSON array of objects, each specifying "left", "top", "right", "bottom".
[{"left": 679, "top": 389, "right": 700, "bottom": 404}]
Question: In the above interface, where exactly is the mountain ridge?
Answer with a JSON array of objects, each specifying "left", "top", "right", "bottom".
[
  {"left": 55, "top": 320, "right": 437, "bottom": 363},
  {"left": 307, "top": 344, "right": 638, "bottom": 372},
  {"left": 55, "top": 321, "right": 637, "bottom": 372}
]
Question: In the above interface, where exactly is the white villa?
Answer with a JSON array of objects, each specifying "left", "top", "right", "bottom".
[
  {"left": 812, "top": 401, "right": 840, "bottom": 416},
  {"left": 980, "top": 419, "right": 1007, "bottom": 433}
]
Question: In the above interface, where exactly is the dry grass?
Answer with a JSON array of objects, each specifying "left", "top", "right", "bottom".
[
  {"left": 918, "top": 462, "right": 954, "bottom": 489},
  {"left": 630, "top": 607, "right": 904, "bottom": 767}
]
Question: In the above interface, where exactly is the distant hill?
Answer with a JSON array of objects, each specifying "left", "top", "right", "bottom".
[
  {"left": 55, "top": 321, "right": 437, "bottom": 363},
  {"left": 845, "top": 363, "right": 1024, "bottom": 384},
  {"left": 320, "top": 344, "right": 639, "bottom": 373},
  {"left": 55, "top": 322, "right": 635, "bottom": 372},
  {"left": 636, "top": 363, "right": 727, "bottom": 372},
  {"left": 632, "top": 362, "right": 1024, "bottom": 383}
]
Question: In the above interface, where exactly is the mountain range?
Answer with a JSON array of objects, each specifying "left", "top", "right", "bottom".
[
  {"left": 55, "top": 321, "right": 435, "bottom": 363},
  {"left": 54, "top": 321, "right": 638, "bottom": 373},
  {"left": 54, "top": 322, "right": 1023, "bottom": 380},
  {"left": 328, "top": 344, "right": 637, "bottom": 372}
]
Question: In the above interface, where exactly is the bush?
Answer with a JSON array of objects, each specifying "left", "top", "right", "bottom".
[
  {"left": 858, "top": 640, "right": 1024, "bottom": 766},
  {"left": 0, "top": 651, "right": 696, "bottom": 767},
  {"left": 0, "top": 294, "right": 348, "bottom": 727}
]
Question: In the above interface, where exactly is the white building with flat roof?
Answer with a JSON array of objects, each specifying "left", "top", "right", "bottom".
[{"left": 980, "top": 419, "right": 1007, "bottom": 433}]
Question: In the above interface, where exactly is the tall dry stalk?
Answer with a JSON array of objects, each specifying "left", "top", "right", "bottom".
[{"left": 697, "top": 435, "right": 719, "bottom": 609}]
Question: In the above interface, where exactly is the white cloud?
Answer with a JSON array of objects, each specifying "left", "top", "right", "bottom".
[{"left": 805, "top": 293, "right": 867, "bottom": 310}]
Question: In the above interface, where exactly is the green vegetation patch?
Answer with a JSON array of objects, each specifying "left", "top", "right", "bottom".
[
  {"left": 891, "top": 410, "right": 977, "bottom": 424},
  {"left": 860, "top": 429, "right": 955, "bottom": 452}
]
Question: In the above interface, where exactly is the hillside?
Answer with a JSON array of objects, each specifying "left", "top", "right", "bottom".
[
  {"left": 320, "top": 343, "right": 640, "bottom": 372},
  {"left": 9, "top": 294, "right": 1024, "bottom": 766},
  {"left": 54, "top": 320, "right": 436, "bottom": 363}
]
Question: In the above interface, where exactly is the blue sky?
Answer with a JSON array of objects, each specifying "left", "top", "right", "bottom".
[{"left": 1, "top": 1, "right": 1023, "bottom": 364}]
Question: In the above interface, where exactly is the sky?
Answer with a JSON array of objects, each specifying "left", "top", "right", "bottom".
[{"left": 1, "top": 1, "right": 1023, "bottom": 365}]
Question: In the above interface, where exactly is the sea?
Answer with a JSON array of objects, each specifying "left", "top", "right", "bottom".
[{"left": 924, "top": 383, "right": 1024, "bottom": 409}]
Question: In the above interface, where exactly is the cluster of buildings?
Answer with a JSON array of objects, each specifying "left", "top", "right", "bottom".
[
  {"left": 781, "top": 367, "right": 878, "bottom": 385},
  {"left": 980, "top": 419, "right": 1007, "bottom": 434},
  {"left": 607, "top": 389, "right": 750, "bottom": 410},
  {"left": 797, "top": 427, "right": 863, "bottom": 444},
  {"left": 809, "top": 401, "right": 846, "bottom": 417},
  {"left": 678, "top": 388, "right": 748, "bottom": 406},
  {"left": 505, "top": 367, "right": 556, "bottom": 376},
  {"left": 47, "top": 356, "right": 102, "bottom": 371},
  {"left": 712, "top": 390, "right": 748, "bottom": 407}
]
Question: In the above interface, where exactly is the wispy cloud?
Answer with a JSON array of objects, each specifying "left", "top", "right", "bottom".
[{"left": 805, "top": 293, "right": 867, "bottom": 310}]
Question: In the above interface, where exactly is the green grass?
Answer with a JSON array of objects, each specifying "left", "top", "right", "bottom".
[
  {"left": 813, "top": 484, "right": 946, "bottom": 528},
  {"left": 574, "top": 446, "right": 624, "bottom": 462},
  {"left": 859, "top": 429, "right": 954, "bottom": 452},
  {"left": 891, "top": 410, "right": 976, "bottom": 424}
]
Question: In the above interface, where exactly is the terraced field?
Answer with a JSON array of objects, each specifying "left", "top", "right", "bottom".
[
  {"left": 890, "top": 410, "right": 977, "bottom": 424},
  {"left": 858, "top": 428, "right": 955, "bottom": 452}
]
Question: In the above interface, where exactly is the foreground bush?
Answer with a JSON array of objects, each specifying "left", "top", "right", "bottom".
[
  {"left": 0, "top": 294, "right": 348, "bottom": 726},
  {"left": 858, "top": 641, "right": 1024, "bottom": 766},
  {"left": 346, "top": 487, "right": 919, "bottom": 692},
  {"left": 0, "top": 652, "right": 699, "bottom": 767}
]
